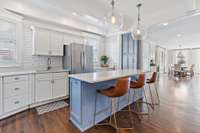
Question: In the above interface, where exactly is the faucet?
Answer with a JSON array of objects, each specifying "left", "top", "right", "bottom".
[{"left": 47, "top": 57, "right": 52, "bottom": 70}]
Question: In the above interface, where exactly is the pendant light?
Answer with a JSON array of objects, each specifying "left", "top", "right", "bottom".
[
  {"left": 177, "top": 45, "right": 184, "bottom": 58},
  {"left": 177, "top": 45, "right": 185, "bottom": 64},
  {"left": 105, "top": 0, "right": 123, "bottom": 29},
  {"left": 131, "top": 3, "right": 144, "bottom": 40}
]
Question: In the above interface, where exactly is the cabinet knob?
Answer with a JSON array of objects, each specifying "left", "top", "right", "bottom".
[
  {"left": 14, "top": 101, "right": 20, "bottom": 104},
  {"left": 14, "top": 77, "right": 19, "bottom": 80},
  {"left": 14, "top": 88, "right": 20, "bottom": 91},
  {"left": 49, "top": 50, "right": 52, "bottom": 54}
]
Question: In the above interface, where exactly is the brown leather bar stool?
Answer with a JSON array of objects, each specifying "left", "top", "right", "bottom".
[
  {"left": 93, "top": 77, "right": 132, "bottom": 132},
  {"left": 146, "top": 72, "right": 160, "bottom": 105},
  {"left": 130, "top": 74, "right": 153, "bottom": 117}
]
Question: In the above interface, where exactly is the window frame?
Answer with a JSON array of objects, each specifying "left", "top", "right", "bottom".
[{"left": 0, "top": 14, "right": 23, "bottom": 68}]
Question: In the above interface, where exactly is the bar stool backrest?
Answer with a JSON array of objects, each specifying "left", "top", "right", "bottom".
[
  {"left": 114, "top": 77, "right": 130, "bottom": 97},
  {"left": 136, "top": 74, "right": 145, "bottom": 88},
  {"left": 149, "top": 72, "right": 157, "bottom": 83}
]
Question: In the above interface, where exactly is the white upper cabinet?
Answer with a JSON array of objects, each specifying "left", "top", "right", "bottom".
[
  {"left": 32, "top": 27, "right": 64, "bottom": 56},
  {"left": 33, "top": 28, "right": 50, "bottom": 55},
  {"left": 50, "top": 31, "right": 64, "bottom": 56}
]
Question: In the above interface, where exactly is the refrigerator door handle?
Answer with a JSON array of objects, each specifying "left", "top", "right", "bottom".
[
  {"left": 82, "top": 51, "right": 85, "bottom": 71},
  {"left": 84, "top": 51, "right": 87, "bottom": 71},
  {"left": 80, "top": 51, "right": 83, "bottom": 71}
]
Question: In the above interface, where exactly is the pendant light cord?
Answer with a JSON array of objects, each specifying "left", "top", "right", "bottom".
[
  {"left": 137, "top": 3, "right": 142, "bottom": 28},
  {"left": 111, "top": 0, "right": 115, "bottom": 15}
]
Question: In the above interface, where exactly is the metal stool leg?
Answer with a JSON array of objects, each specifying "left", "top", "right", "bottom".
[
  {"left": 148, "top": 84, "right": 155, "bottom": 109},
  {"left": 94, "top": 94, "right": 133, "bottom": 132},
  {"left": 154, "top": 83, "right": 160, "bottom": 105},
  {"left": 94, "top": 93, "right": 112, "bottom": 127},
  {"left": 131, "top": 88, "right": 152, "bottom": 115},
  {"left": 93, "top": 92, "right": 98, "bottom": 126},
  {"left": 143, "top": 88, "right": 150, "bottom": 115}
]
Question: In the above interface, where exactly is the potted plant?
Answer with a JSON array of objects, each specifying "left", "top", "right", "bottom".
[{"left": 100, "top": 55, "right": 109, "bottom": 67}]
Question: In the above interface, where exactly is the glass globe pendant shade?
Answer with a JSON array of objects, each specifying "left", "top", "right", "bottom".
[
  {"left": 105, "top": 0, "right": 123, "bottom": 30},
  {"left": 131, "top": 3, "right": 146, "bottom": 40},
  {"left": 105, "top": 12, "right": 123, "bottom": 29},
  {"left": 131, "top": 24, "right": 145, "bottom": 40}
]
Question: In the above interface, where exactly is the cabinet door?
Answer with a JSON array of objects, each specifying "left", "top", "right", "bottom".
[
  {"left": 34, "top": 28, "right": 50, "bottom": 55},
  {"left": 50, "top": 31, "right": 64, "bottom": 56},
  {"left": 35, "top": 74, "right": 52, "bottom": 102},
  {"left": 52, "top": 73, "right": 68, "bottom": 99},
  {"left": 0, "top": 78, "right": 2, "bottom": 115}
]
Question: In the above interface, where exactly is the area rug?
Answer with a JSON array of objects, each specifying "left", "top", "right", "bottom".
[{"left": 36, "top": 100, "right": 68, "bottom": 115}]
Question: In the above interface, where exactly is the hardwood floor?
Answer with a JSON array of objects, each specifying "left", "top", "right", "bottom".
[{"left": 1, "top": 74, "right": 200, "bottom": 133}]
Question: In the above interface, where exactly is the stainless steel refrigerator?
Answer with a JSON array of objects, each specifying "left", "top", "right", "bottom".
[{"left": 63, "top": 43, "right": 94, "bottom": 74}]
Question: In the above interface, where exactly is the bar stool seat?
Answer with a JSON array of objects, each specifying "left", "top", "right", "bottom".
[{"left": 94, "top": 77, "right": 133, "bottom": 132}]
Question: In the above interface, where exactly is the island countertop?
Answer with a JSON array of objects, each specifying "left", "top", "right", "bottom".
[{"left": 69, "top": 69, "right": 144, "bottom": 83}]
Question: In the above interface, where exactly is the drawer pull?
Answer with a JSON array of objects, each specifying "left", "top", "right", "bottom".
[
  {"left": 14, "top": 88, "right": 20, "bottom": 91},
  {"left": 14, "top": 101, "right": 20, "bottom": 104},
  {"left": 14, "top": 77, "right": 19, "bottom": 80}
]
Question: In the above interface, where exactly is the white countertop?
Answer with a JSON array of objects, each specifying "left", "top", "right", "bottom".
[
  {"left": 69, "top": 69, "right": 144, "bottom": 83},
  {"left": 0, "top": 69, "right": 70, "bottom": 77}
]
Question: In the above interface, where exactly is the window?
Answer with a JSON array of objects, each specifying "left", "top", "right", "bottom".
[{"left": 0, "top": 17, "right": 21, "bottom": 67}]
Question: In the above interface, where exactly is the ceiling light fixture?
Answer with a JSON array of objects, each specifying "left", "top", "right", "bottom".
[
  {"left": 105, "top": 0, "right": 123, "bottom": 29},
  {"left": 177, "top": 34, "right": 182, "bottom": 37},
  {"left": 162, "top": 22, "right": 169, "bottom": 26},
  {"left": 72, "top": 12, "right": 77, "bottom": 16},
  {"left": 131, "top": 3, "right": 145, "bottom": 40}
]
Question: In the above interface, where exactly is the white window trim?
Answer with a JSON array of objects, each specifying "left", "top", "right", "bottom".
[{"left": 0, "top": 10, "right": 24, "bottom": 68}]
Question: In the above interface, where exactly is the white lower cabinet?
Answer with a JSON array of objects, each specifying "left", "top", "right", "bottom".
[
  {"left": 2, "top": 75, "right": 30, "bottom": 115},
  {"left": 35, "top": 74, "right": 52, "bottom": 102},
  {"left": 35, "top": 72, "right": 68, "bottom": 103},
  {"left": 4, "top": 94, "right": 29, "bottom": 113},
  {"left": 0, "top": 71, "right": 69, "bottom": 119},
  {"left": 52, "top": 73, "right": 67, "bottom": 99},
  {"left": 0, "top": 78, "right": 2, "bottom": 116}
]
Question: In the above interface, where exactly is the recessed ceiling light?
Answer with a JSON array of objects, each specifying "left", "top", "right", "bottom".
[
  {"left": 177, "top": 34, "right": 182, "bottom": 37},
  {"left": 72, "top": 12, "right": 77, "bottom": 16},
  {"left": 162, "top": 22, "right": 169, "bottom": 26}
]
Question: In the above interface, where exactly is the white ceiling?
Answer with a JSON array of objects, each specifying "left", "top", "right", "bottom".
[
  {"left": 147, "top": 13, "right": 200, "bottom": 49},
  {"left": 2, "top": 0, "right": 200, "bottom": 49}
]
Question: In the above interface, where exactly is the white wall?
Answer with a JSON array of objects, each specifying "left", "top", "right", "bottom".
[
  {"left": 104, "top": 34, "right": 121, "bottom": 69},
  {"left": 143, "top": 40, "right": 156, "bottom": 72}
]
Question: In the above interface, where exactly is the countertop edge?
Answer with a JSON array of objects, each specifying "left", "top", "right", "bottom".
[
  {"left": 0, "top": 69, "right": 70, "bottom": 77},
  {"left": 69, "top": 69, "right": 144, "bottom": 83}
]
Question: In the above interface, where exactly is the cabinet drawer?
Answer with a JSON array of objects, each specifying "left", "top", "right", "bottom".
[
  {"left": 4, "top": 75, "right": 28, "bottom": 83},
  {"left": 4, "top": 94, "right": 29, "bottom": 113},
  {"left": 53, "top": 72, "right": 68, "bottom": 79},
  {"left": 4, "top": 81, "right": 28, "bottom": 98},
  {"left": 36, "top": 73, "right": 51, "bottom": 80}
]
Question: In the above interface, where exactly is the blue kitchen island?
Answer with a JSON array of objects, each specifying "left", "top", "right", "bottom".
[{"left": 69, "top": 69, "right": 144, "bottom": 132}]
